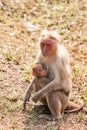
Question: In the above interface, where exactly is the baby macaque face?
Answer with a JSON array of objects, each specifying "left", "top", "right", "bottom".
[{"left": 32, "top": 63, "right": 47, "bottom": 77}]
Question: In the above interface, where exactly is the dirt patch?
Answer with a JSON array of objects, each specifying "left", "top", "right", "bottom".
[{"left": 0, "top": 0, "right": 87, "bottom": 130}]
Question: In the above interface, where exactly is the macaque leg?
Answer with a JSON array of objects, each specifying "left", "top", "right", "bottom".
[
  {"left": 38, "top": 91, "right": 68, "bottom": 121},
  {"left": 23, "top": 78, "right": 35, "bottom": 110},
  {"left": 35, "top": 85, "right": 47, "bottom": 105},
  {"left": 50, "top": 91, "right": 68, "bottom": 120},
  {"left": 47, "top": 91, "right": 63, "bottom": 119}
]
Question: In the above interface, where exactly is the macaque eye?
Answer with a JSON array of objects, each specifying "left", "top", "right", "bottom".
[
  {"left": 41, "top": 42, "right": 45, "bottom": 46},
  {"left": 41, "top": 41, "right": 49, "bottom": 45},
  {"left": 41, "top": 42, "right": 50, "bottom": 47},
  {"left": 46, "top": 44, "right": 50, "bottom": 46},
  {"left": 42, "top": 67, "right": 45, "bottom": 70}
]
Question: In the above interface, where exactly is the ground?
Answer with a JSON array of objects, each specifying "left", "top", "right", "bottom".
[{"left": 0, "top": 0, "right": 87, "bottom": 130}]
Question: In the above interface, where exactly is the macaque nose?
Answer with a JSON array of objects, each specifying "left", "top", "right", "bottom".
[
  {"left": 44, "top": 44, "right": 46, "bottom": 49},
  {"left": 43, "top": 45, "right": 47, "bottom": 52},
  {"left": 44, "top": 44, "right": 47, "bottom": 50}
]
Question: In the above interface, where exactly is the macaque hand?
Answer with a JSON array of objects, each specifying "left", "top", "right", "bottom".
[
  {"left": 23, "top": 93, "right": 31, "bottom": 110},
  {"left": 25, "top": 92, "right": 31, "bottom": 102},
  {"left": 32, "top": 93, "right": 40, "bottom": 103}
]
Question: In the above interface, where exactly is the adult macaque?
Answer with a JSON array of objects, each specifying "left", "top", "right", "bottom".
[{"left": 23, "top": 30, "right": 84, "bottom": 120}]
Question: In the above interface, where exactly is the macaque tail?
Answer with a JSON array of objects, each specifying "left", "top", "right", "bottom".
[{"left": 64, "top": 100, "right": 85, "bottom": 113}]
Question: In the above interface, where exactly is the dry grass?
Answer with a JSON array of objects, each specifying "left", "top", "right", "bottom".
[{"left": 0, "top": 0, "right": 87, "bottom": 130}]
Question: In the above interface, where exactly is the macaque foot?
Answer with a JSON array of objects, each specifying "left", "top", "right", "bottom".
[
  {"left": 32, "top": 105, "right": 51, "bottom": 115},
  {"left": 37, "top": 114, "right": 63, "bottom": 121}
]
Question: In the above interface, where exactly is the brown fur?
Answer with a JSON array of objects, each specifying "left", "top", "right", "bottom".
[{"left": 23, "top": 31, "right": 85, "bottom": 120}]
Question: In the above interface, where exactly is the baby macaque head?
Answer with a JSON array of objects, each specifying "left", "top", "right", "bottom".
[{"left": 32, "top": 63, "right": 47, "bottom": 77}]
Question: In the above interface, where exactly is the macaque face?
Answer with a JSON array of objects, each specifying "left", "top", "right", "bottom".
[
  {"left": 40, "top": 39, "right": 57, "bottom": 57},
  {"left": 40, "top": 40, "right": 53, "bottom": 56},
  {"left": 40, "top": 31, "right": 59, "bottom": 57},
  {"left": 32, "top": 63, "right": 47, "bottom": 77}
]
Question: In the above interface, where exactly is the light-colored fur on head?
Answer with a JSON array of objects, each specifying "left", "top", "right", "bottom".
[{"left": 40, "top": 30, "right": 61, "bottom": 43}]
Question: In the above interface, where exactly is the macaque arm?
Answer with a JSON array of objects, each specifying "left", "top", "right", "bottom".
[
  {"left": 24, "top": 77, "right": 35, "bottom": 100},
  {"left": 32, "top": 79, "right": 62, "bottom": 103},
  {"left": 23, "top": 77, "right": 35, "bottom": 110}
]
